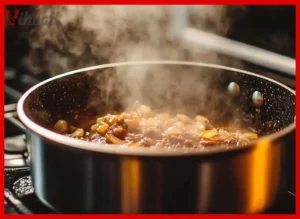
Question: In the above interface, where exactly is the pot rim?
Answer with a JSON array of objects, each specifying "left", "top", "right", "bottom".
[{"left": 17, "top": 61, "right": 296, "bottom": 156}]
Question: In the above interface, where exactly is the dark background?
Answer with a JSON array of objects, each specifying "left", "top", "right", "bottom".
[{"left": 5, "top": 5, "right": 295, "bottom": 76}]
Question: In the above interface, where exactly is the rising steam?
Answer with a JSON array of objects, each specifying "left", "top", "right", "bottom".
[
  {"left": 23, "top": 5, "right": 245, "bottom": 118},
  {"left": 24, "top": 5, "right": 242, "bottom": 75}
]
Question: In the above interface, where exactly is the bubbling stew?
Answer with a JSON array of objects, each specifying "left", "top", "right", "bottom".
[{"left": 53, "top": 105, "right": 258, "bottom": 148}]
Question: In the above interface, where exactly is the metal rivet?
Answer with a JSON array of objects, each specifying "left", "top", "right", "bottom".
[
  {"left": 228, "top": 82, "right": 240, "bottom": 96},
  {"left": 252, "top": 91, "right": 263, "bottom": 108}
]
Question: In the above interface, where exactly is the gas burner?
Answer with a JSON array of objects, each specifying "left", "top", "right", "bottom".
[
  {"left": 5, "top": 103, "right": 29, "bottom": 168},
  {"left": 5, "top": 135, "right": 27, "bottom": 153},
  {"left": 5, "top": 154, "right": 27, "bottom": 168},
  {"left": 5, "top": 167, "right": 55, "bottom": 214}
]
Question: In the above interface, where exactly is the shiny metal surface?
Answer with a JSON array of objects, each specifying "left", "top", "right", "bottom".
[
  {"left": 17, "top": 61, "right": 296, "bottom": 213},
  {"left": 27, "top": 132, "right": 292, "bottom": 213}
]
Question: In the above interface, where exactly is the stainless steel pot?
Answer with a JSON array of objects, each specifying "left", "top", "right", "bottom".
[{"left": 17, "top": 61, "right": 295, "bottom": 213}]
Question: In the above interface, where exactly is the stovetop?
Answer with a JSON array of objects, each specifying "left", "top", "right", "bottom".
[
  {"left": 4, "top": 66, "right": 296, "bottom": 214},
  {"left": 4, "top": 67, "right": 52, "bottom": 214}
]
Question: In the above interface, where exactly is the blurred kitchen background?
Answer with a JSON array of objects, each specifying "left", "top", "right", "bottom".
[{"left": 5, "top": 5, "right": 295, "bottom": 97}]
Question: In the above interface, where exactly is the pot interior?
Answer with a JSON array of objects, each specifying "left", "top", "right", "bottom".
[{"left": 22, "top": 62, "right": 295, "bottom": 137}]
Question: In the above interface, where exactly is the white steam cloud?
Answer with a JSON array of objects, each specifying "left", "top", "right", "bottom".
[
  {"left": 23, "top": 5, "right": 245, "bottom": 118},
  {"left": 24, "top": 5, "right": 243, "bottom": 76}
]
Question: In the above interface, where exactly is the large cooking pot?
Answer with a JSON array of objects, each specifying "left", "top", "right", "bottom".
[{"left": 17, "top": 61, "right": 295, "bottom": 214}]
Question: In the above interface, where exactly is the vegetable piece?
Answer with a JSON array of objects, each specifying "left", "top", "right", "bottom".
[
  {"left": 96, "top": 117, "right": 108, "bottom": 125},
  {"left": 242, "top": 133, "right": 258, "bottom": 140},
  {"left": 108, "top": 115, "right": 121, "bottom": 125},
  {"left": 71, "top": 128, "right": 84, "bottom": 137},
  {"left": 211, "top": 132, "right": 232, "bottom": 141},
  {"left": 200, "top": 129, "right": 218, "bottom": 139},
  {"left": 91, "top": 124, "right": 100, "bottom": 132},
  {"left": 97, "top": 114, "right": 119, "bottom": 126},
  {"left": 105, "top": 133, "right": 125, "bottom": 144},
  {"left": 96, "top": 123, "right": 109, "bottom": 135},
  {"left": 53, "top": 120, "right": 68, "bottom": 133}
]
